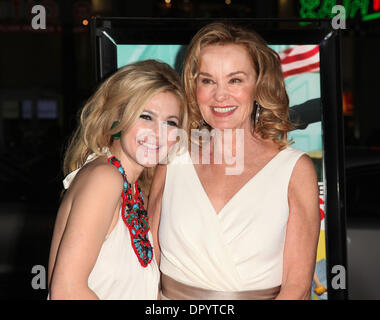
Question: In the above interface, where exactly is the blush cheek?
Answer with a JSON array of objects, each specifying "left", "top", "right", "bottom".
[
  {"left": 236, "top": 89, "right": 254, "bottom": 113},
  {"left": 196, "top": 87, "right": 210, "bottom": 106},
  {"left": 197, "top": 89, "right": 214, "bottom": 123},
  {"left": 119, "top": 131, "right": 138, "bottom": 162}
]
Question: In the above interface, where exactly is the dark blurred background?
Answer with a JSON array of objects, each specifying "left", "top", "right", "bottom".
[{"left": 0, "top": 0, "right": 379, "bottom": 300}]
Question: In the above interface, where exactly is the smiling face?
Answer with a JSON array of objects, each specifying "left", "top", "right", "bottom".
[
  {"left": 196, "top": 44, "right": 257, "bottom": 131},
  {"left": 114, "top": 90, "right": 181, "bottom": 171}
]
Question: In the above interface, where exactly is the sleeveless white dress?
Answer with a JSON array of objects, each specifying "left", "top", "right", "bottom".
[
  {"left": 159, "top": 146, "right": 305, "bottom": 292},
  {"left": 50, "top": 152, "right": 160, "bottom": 300}
]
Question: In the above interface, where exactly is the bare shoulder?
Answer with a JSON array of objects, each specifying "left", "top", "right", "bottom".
[
  {"left": 60, "top": 158, "right": 124, "bottom": 223},
  {"left": 290, "top": 153, "right": 317, "bottom": 184},
  {"left": 59, "top": 157, "right": 124, "bottom": 242},
  {"left": 71, "top": 157, "right": 124, "bottom": 195},
  {"left": 288, "top": 153, "right": 318, "bottom": 202}
]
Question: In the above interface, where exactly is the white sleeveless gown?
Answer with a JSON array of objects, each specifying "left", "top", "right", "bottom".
[
  {"left": 49, "top": 153, "right": 160, "bottom": 299},
  {"left": 159, "top": 147, "right": 305, "bottom": 291}
]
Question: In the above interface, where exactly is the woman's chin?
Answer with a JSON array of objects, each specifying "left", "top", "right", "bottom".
[{"left": 136, "top": 151, "right": 170, "bottom": 168}]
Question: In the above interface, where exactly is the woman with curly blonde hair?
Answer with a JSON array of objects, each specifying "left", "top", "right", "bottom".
[
  {"left": 149, "top": 22, "right": 320, "bottom": 300},
  {"left": 48, "top": 59, "right": 187, "bottom": 299}
]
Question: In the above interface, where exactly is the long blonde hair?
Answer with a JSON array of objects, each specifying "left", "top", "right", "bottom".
[
  {"left": 183, "top": 22, "right": 294, "bottom": 149},
  {"left": 63, "top": 59, "right": 187, "bottom": 196}
]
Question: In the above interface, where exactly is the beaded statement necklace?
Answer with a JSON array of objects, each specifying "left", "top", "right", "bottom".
[{"left": 107, "top": 155, "right": 153, "bottom": 268}]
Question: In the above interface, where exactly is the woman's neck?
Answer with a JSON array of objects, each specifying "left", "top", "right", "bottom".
[
  {"left": 210, "top": 125, "right": 256, "bottom": 159},
  {"left": 109, "top": 142, "right": 144, "bottom": 185}
]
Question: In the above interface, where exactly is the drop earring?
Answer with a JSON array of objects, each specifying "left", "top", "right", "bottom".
[
  {"left": 111, "top": 121, "right": 122, "bottom": 140},
  {"left": 254, "top": 101, "right": 261, "bottom": 129},
  {"left": 192, "top": 118, "right": 208, "bottom": 129},
  {"left": 200, "top": 119, "right": 208, "bottom": 127}
]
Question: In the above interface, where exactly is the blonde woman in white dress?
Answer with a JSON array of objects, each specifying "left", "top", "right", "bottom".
[
  {"left": 48, "top": 60, "right": 187, "bottom": 300},
  {"left": 148, "top": 22, "right": 320, "bottom": 300}
]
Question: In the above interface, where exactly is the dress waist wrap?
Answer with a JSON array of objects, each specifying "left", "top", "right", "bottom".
[{"left": 161, "top": 274, "right": 280, "bottom": 300}]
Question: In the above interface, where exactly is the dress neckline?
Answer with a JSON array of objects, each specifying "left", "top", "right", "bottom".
[{"left": 187, "top": 147, "right": 289, "bottom": 216}]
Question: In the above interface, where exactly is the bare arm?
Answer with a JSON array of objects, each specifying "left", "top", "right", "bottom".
[
  {"left": 49, "top": 164, "right": 122, "bottom": 300},
  {"left": 147, "top": 164, "right": 167, "bottom": 268},
  {"left": 276, "top": 154, "right": 320, "bottom": 300}
]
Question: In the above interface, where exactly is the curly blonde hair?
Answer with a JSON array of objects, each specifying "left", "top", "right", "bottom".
[
  {"left": 182, "top": 22, "right": 294, "bottom": 149},
  {"left": 63, "top": 59, "right": 187, "bottom": 196}
]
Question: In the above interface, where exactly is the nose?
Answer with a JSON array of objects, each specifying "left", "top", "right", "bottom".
[
  {"left": 155, "top": 120, "right": 168, "bottom": 144},
  {"left": 214, "top": 83, "right": 228, "bottom": 102},
  {"left": 138, "top": 121, "right": 160, "bottom": 145},
  {"left": 148, "top": 121, "right": 163, "bottom": 145}
]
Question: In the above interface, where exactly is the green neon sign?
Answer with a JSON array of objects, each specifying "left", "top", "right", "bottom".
[
  {"left": 362, "top": 11, "right": 380, "bottom": 21},
  {"left": 299, "top": 0, "right": 380, "bottom": 23}
]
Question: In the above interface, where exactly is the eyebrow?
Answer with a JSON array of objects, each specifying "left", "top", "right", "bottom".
[
  {"left": 166, "top": 115, "right": 180, "bottom": 121},
  {"left": 198, "top": 72, "right": 213, "bottom": 77},
  {"left": 198, "top": 71, "right": 248, "bottom": 77},
  {"left": 142, "top": 110, "right": 157, "bottom": 116},
  {"left": 228, "top": 71, "right": 248, "bottom": 77}
]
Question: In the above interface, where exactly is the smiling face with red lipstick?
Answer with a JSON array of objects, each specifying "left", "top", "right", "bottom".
[{"left": 196, "top": 43, "right": 257, "bottom": 131}]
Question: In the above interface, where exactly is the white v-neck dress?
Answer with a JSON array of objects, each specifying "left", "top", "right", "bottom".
[{"left": 159, "top": 147, "right": 305, "bottom": 291}]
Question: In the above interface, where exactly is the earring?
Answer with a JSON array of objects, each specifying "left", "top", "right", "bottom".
[
  {"left": 254, "top": 101, "right": 261, "bottom": 129},
  {"left": 111, "top": 121, "right": 122, "bottom": 140},
  {"left": 200, "top": 119, "right": 208, "bottom": 127},
  {"left": 191, "top": 119, "right": 208, "bottom": 129}
]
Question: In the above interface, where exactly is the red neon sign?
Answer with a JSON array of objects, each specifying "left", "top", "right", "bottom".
[{"left": 374, "top": 0, "right": 380, "bottom": 11}]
